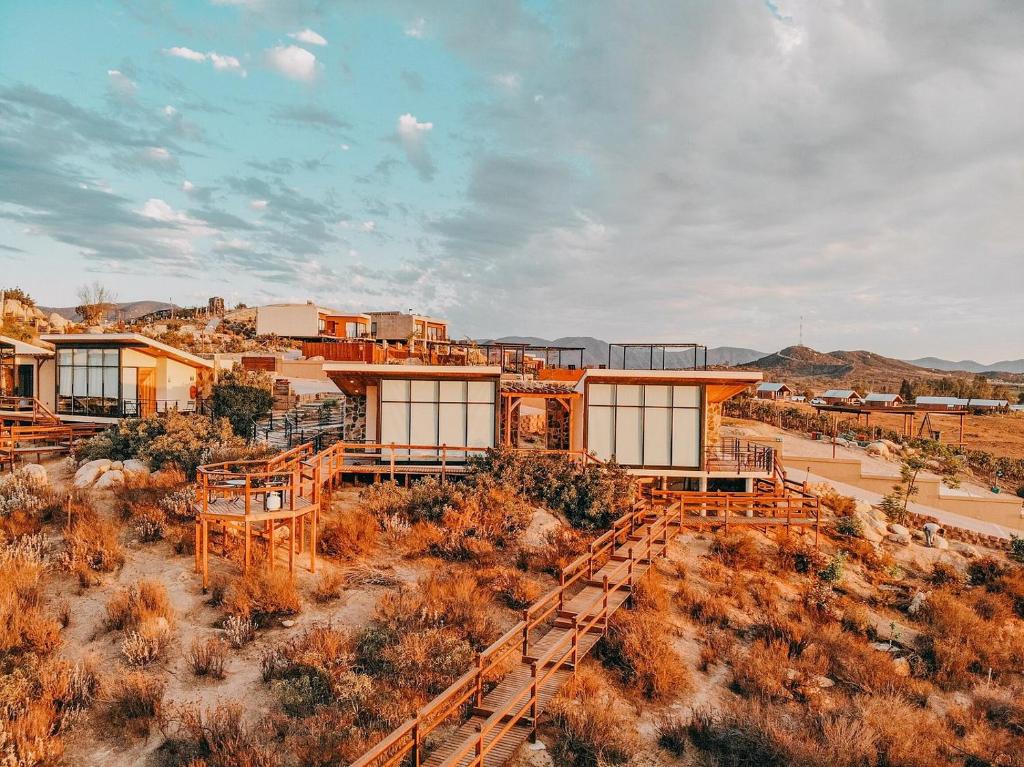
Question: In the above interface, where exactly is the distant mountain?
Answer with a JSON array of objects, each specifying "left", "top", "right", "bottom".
[
  {"left": 39, "top": 300, "right": 178, "bottom": 323},
  {"left": 907, "top": 357, "right": 1024, "bottom": 374},
  {"left": 743, "top": 345, "right": 926, "bottom": 380},
  {"left": 486, "top": 336, "right": 765, "bottom": 368}
]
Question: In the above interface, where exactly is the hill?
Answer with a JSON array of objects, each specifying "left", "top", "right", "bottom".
[
  {"left": 39, "top": 300, "right": 178, "bottom": 323},
  {"left": 743, "top": 345, "right": 928, "bottom": 381},
  {"left": 488, "top": 336, "right": 765, "bottom": 368},
  {"left": 908, "top": 356, "right": 1024, "bottom": 374}
]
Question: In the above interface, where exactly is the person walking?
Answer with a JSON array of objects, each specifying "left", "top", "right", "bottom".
[{"left": 923, "top": 521, "right": 941, "bottom": 547}]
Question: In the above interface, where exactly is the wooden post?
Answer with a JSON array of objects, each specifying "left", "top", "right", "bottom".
[
  {"left": 475, "top": 654, "right": 484, "bottom": 706},
  {"left": 310, "top": 506, "right": 317, "bottom": 573},
  {"left": 202, "top": 519, "right": 209, "bottom": 588},
  {"left": 288, "top": 517, "right": 295, "bottom": 578},
  {"left": 244, "top": 520, "right": 251, "bottom": 571},
  {"left": 529, "top": 662, "right": 539, "bottom": 742},
  {"left": 521, "top": 608, "right": 530, "bottom": 656}
]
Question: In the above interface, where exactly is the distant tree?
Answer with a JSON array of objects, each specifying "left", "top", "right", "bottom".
[
  {"left": 899, "top": 379, "right": 914, "bottom": 401},
  {"left": 76, "top": 281, "right": 117, "bottom": 325},
  {"left": 1018, "top": 391, "right": 1024, "bottom": 405},
  {"left": 210, "top": 366, "right": 273, "bottom": 437}
]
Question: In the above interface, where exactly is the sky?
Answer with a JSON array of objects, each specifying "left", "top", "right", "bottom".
[{"left": 1, "top": 0, "right": 1022, "bottom": 362}]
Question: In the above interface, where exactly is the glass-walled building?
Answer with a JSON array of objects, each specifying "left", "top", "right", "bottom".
[
  {"left": 40, "top": 334, "right": 213, "bottom": 422},
  {"left": 0, "top": 335, "right": 53, "bottom": 404}
]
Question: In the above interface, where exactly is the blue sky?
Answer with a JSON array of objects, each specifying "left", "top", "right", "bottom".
[{"left": 1, "top": 1, "right": 1023, "bottom": 361}]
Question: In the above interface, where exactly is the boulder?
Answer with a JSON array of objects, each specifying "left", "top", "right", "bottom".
[
  {"left": 110, "top": 461, "right": 123, "bottom": 471},
  {"left": 887, "top": 532, "right": 912, "bottom": 546},
  {"left": 855, "top": 512, "right": 885, "bottom": 544},
  {"left": 866, "top": 441, "right": 891, "bottom": 459},
  {"left": 892, "top": 657, "right": 911, "bottom": 677},
  {"left": 94, "top": 470, "right": 125, "bottom": 489},
  {"left": 122, "top": 459, "right": 150, "bottom": 479},
  {"left": 950, "top": 541, "right": 978, "bottom": 558},
  {"left": 48, "top": 312, "right": 71, "bottom": 331},
  {"left": 73, "top": 459, "right": 112, "bottom": 488},
  {"left": 813, "top": 675, "right": 836, "bottom": 689},
  {"left": 933, "top": 535, "right": 950, "bottom": 551},
  {"left": 20, "top": 464, "right": 49, "bottom": 486},
  {"left": 888, "top": 523, "right": 911, "bottom": 537},
  {"left": 908, "top": 591, "right": 929, "bottom": 615}
]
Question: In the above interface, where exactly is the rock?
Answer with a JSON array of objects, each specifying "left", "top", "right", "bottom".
[
  {"left": 281, "top": 619, "right": 296, "bottom": 628},
  {"left": 908, "top": 591, "right": 929, "bottom": 615},
  {"left": 94, "top": 470, "right": 125, "bottom": 489},
  {"left": 110, "top": 461, "right": 123, "bottom": 471},
  {"left": 870, "top": 642, "right": 898, "bottom": 652},
  {"left": 785, "top": 668, "right": 800, "bottom": 682},
  {"left": 20, "top": 464, "right": 49, "bottom": 485},
  {"left": 73, "top": 459, "right": 111, "bottom": 488},
  {"left": 866, "top": 441, "right": 891, "bottom": 458},
  {"left": 951, "top": 541, "right": 978, "bottom": 558},
  {"left": 523, "top": 508, "right": 562, "bottom": 549},
  {"left": 892, "top": 657, "right": 911, "bottom": 677},
  {"left": 122, "top": 459, "right": 150, "bottom": 479},
  {"left": 813, "top": 675, "right": 835, "bottom": 688},
  {"left": 887, "top": 532, "right": 912, "bottom": 546},
  {"left": 48, "top": 312, "right": 71, "bottom": 331},
  {"left": 888, "top": 523, "right": 910, "bottom": 537},
  {"left": 855, "top": 512, "right": 885, "bottom": 543},
  {"left": 934, "top": 536, "right": 950, "bottom": 550}
]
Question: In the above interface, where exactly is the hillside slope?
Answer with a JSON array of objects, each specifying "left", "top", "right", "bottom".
[
  {"left": 908, "top": 356, "right": 1024, "bottom": 374},
  {"left": 744, "top": 345, "right": 927, "bottom": 380},
  {"left": 39, "top": 300, "right": 178, "bottom": 323}
]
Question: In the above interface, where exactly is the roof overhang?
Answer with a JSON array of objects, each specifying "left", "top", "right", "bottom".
[
  {"left": 40, "top": 333, "right": 213, "bottom": 369},
  {"left": 0, "top": 335, "right": 54, "bottom": 357}
]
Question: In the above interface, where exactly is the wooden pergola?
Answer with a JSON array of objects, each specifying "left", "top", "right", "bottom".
[
  {"left": 499, "top": 384, "right": 581, "bottom": 450},
  {"left": 811, "top": 403, "right": 968, "bottom": 447}
]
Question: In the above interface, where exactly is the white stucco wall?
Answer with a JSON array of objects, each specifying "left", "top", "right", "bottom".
[{"left": 256, "top": 304, "right": 319, "bottom": 337}]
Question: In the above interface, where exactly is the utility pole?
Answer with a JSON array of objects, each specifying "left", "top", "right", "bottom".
[{"left": 799, "top": 315, "right": 803, "bottom": 347}]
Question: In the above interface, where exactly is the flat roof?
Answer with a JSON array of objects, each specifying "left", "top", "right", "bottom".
[
  {"left": 0, "top": 335, "right": 54, "bottom": 357},
  {"left": 40, "top": 333, "right": 213, "bottom": 368},
  {"left": 323, "top": 362, "right": 500, "bottom": 377},
  {"left": 578, "top": 369, "right": 762, "bottom": 385}
]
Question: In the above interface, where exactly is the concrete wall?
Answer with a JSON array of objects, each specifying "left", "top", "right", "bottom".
[
  {"left": 369, "top": 313, "right": 415, "bottom": 341},
  {"left": 787, "top": 453, "right": 1023, "bottom": 531},
  {"left": 256, "top": 304, "right": 319, "bottom": 337},
  {"left": 159, "top": 357, "right": 200, "bottom": 406}
]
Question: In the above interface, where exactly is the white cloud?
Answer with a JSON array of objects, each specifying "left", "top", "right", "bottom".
[
  {"left": 145, "top": 147, "right": 173, "bottom": 163},
  {"left": 289, "top": 28, "right": 327, "bottom": 46},
  {"left": 361, "top": 220, "right": 376, "bottom": 232},
  {"left": 106, "top": 69, "right": 136, "bottom": 98},
  {"left": 250, "top": 199, "right": 268, "bottom": 209},
  {"left": 182, "top": 180, "right": 195, "bottom": 193},
  {"left": 398, "top": 113, "right": 433, "bottom": 136},
  {"left": 163, "top": 105, "right": 177, "bottom": 117},
  {"left": 163, "top": 46, "right": 246, "bottom": 76},
  {"left": 265, "top": 45, "right": 318, "bottom": 81},
  {"left": 494, "top": 72, "right": 521, "bottom": 90},
  {"left": 404, "top": 17, "right": 426, "bottom": 38},
  {"left": 340, "top": 143, "right": 350, "bottom": 150}
]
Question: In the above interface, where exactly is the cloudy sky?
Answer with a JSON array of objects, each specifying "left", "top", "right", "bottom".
[{"left": 1, "top": 1, "right": 1022, "bottom": 361}]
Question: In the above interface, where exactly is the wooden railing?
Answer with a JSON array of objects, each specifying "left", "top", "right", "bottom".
[
  {"left": 0, "top": 396, "right": 61, "bottom": 425},
  {"left": 348, "top": 496, "right": 674, "bottom": 767},
  {"left": 651, "top": 489, "right": 821, "bottom": 544},
  {"left": 704, "top": 438, "right": 775, "bottom": 474},
  {"left": 0, "top": 423, "right": 76, "bottom": 466}
]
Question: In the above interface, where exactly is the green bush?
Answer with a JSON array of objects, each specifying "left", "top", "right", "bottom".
[
  {"left": 834, "top": 515, "right": 863, "bottom": 538},
  {"left": 468, "top": 446, "right": 635, "bottom": 529},
  {"left": 818, "top": 552, "right": 847, "bottom": 583},
  {"left": 210, "top": 369, "right": 273, "bottom": 437},
  {"left": 73, "top": 412, "right": 247, "bottom": 479},
  {"left": 1011, "top": 536, "right": 1024, "bottom": 564}
]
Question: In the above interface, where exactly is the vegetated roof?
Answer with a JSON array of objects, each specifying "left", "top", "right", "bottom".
[
  {"left": 822, "top": 389, "right": 859, "bottom": 398},
  {"left": 757, "top": 382, "right": 790, "bottom": 392},
  {"left": 864, "top": 392, "right": 901, "bottom": 402}
]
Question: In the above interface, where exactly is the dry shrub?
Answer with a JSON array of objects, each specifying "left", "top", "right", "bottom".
[
  {"left": 0, "top": 552, "right": 61, "bottom": 656},
  {"left": 187, "top": 637, "right": 229, "bottom": 679},
  {"left": 158, "top": 702, "right": 281, "bottom": 767},
  {"left": 0, "top": 656, "right": 100, "bottom": 766},
  {"left": 111, "top": 468, "right": 189, "bottom": 521},
  {"left": 377, "top": 628, "right": 475, "bottom": 697},
  {"left": 596, "top": 609, "right": 691, "bottom": 702},
  {"left": 967, "top": 556, "right": 1008, "bottom": 587},
  {"left": 548, "top": 665, "right": 638, "bottom": 767},
  {"left": 317, "top": 508, "right": 379, "bottom": 560},
  {"left": 0, "top": 467, "right": 64, "bottom": 537},
  {"left": 818, "top": 488, "right": 857, "bottom": 516},
  {"left": 775, "top": 536, "right": 825, "bottom": 575},
  {"left": 221, "top": 567, "right": 301, "bottom": 626},
  {"left": 284, "top": 707, "right": 377, "bottom": 767},
  {"left": 59, "top": 496, "right": 124, "bottom": 586},
  {"left": 479, "top": 565, "right": 542, "bottom": 609},
  {"left": 815, "top": 624, "right": 928, "bottom": 701},
  {"left": 729, "top": 639, "right": 792, "bottom": 701},
  {"left": 223, "top": 615, "right": 256, "bottom": 648},
  {"left": 632, "top": 568, "right": 671, "bottom": 612},
  {"left": 121, "top": 621, "right": 173, "bottom": 667},
  {"left": 104, "top": 580, "right": 174, "bottom": 631},
  {"left": 931, "top": 561, "right": 965, "bottom": 587},
  {"left": 311, "top": 570, "right": 346, "bottom": 603},
  {"left": 698, "top": 627, "right": 736, "bottom": 671},
  {"left": 677, "top": 580, "right": 732, "bottom": 627},
  {"left": 656, "top": 713, "right": 688, "bottom": 756},
  {"left": 528, "top": 526, "right": 588, "bottom": 575},
  {"left": 916, "top": 588, "right": 1021, "bottom": 689},
  {"left": 103, "top": 670, "right": 165, "bottom": 735},
  {"left": 710, "top": 531, "right": 762, "bottom": 569}
]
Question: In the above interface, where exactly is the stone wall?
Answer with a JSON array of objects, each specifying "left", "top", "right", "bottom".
[
  {"left": 343, "top": 394, "right": 367, "bottom": 442},
  {"left": 546, "top": 399, "right": 571, "bottom": 450},
  {"left": 705, "top": 401, "right": 722, "bottom": 452}
]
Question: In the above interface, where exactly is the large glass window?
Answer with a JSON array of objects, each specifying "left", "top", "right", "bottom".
[
  {"left": 56, "top": 347, "right": 120, "bottom": 416},
  {"left": 380, "top": 378, "right": 496, "bottom": 459},
  {"left": 586, "top": 383, "right": 701, "bottom": 467}
]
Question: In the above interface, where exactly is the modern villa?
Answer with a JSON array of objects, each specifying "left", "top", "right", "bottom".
[
  {"left": 255, "top": 303, "right": 372, "bottom": 340},
  {"left": 36, "top": 333, "right": 213, "bottom": 423}
]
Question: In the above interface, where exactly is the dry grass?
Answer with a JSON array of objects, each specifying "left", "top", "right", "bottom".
[
  {"left": 479, "top": 565, "right": 542, "bottom": 609},
  {"left": 710, "top": 531, "right": 763, "bottom": 569},
  {"left": 547, "top": 665, "right": 639, "bottom": 767},
  {"left": 527, "top": 526, "right": 588, "bottom": 575},
  {"left": 158, "top": 701, "right": 281, "bottom": 767},
  {"left": 221, "top": 567, "right": 301, "bottom": 626},
  {"left": 187, "top": 637, "right": 229, "bottom": 679},
  {"left": 0, "top": 552, "right": 62, "bottom": 657},
  {"left": 311, "top": 570, "right": 346, "bottom": 603},
  {"left": 103, "top": 670, "right": 165, "bottom": 735},
  {"left": 318, "top": 508, "right": 379, "bottom": 560},
  {"left": 104, "top": 580, "right": 174, "bottom": 631},
  {"left": 59, "top": 496, "right": 124, "bottom": 587},
  {"left": 597, "top": 607, "right": 691, "bottom": 702}
]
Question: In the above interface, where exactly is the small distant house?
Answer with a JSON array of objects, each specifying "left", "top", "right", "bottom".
[
  {"left": 966, "top": 398, "right": 1008, "bottom": 411},
  {"left": 755, "top": 382, "right": 792, "bottom": 401},
  {"left": 256, "top": 303, "right": 371, "bottom": 340},
  {"left": 915, "top": 396, "right": 968, "bottom": 411},
  {"left": 821, "top": 389, "right": 862, "bottom": 405},
  {"left": 863, "top": 392, "right": 904, "bottom": 408},
  {"left": 369, "top": 311, "right": 448, "bottom": 343}
]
